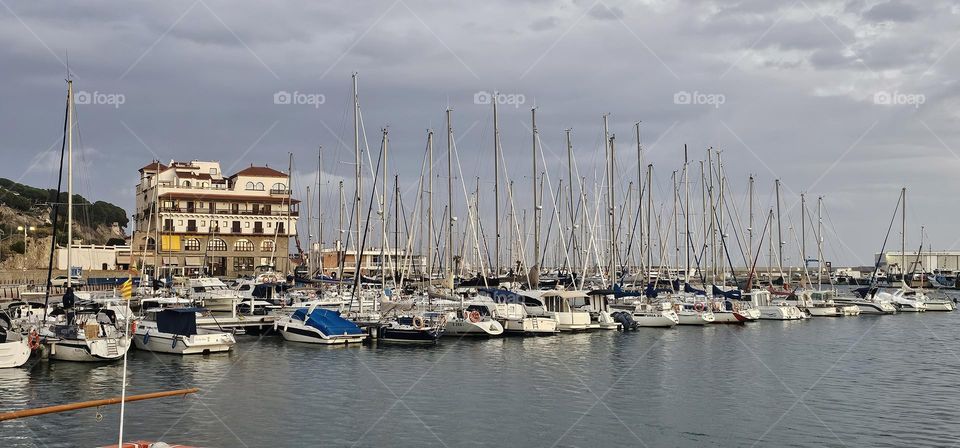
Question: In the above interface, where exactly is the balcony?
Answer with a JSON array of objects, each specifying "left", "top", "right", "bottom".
[
  {"left": 160, "top": 207, "right": 297, "bottom": 217},
  {"left": 270, "top": 189, "right": 293, "bottom": 195},
  {"left": 186, "top": 226, "right": 198, "bottom": 232}
]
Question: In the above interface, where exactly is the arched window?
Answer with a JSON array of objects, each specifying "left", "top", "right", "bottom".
[
  {"left": 234, "top": 239, "right": 254, "bottom": 252},
  {"left": 245, "top": 181, "right": 255, "bottom": 190},
  {"left": 256, "top": 182, "right": 265, "bottom": 191},
  {"left": 184, "top": 238, "right": 200, "bottom": 251},
  {"left": 182, "top": 180, "right": 191, "bottom": 187},
  {"left": 207, "top": 238, "right": 227, "bottom": 251},
  {"left": 261, "top": 240, "right": 275, "bottom": 252},
  {"left": 145, "top": 237, "right": 156, "bottom": 251},
  {"left": 271, "top": 182, "right": 286, "bottom": 192}
]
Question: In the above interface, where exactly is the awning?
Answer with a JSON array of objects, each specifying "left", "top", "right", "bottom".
[
  {"left": 185, "top": 257, "right": 203, "bottom": 266},
  {"left": 162, "top": 256, "right": 179, "bottom": 265}
]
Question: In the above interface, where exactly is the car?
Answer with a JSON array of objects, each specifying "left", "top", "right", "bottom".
[{"left": 50, "top": 275, "right": 85, "bottom": 287}]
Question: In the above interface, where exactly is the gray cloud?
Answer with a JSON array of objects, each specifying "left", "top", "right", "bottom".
[
  {"left": 1, "top": 0, "right": 958, "bottom": 264},
  {"left": 863, "top": 0, "right": 921, "bottom": 23}
]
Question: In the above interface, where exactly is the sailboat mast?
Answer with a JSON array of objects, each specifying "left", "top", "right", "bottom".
[
  {"left": 609, "top": 135, "right": 617, "bottom": 283},
  {"left": 601, "top": 114, "right": 611, "bottom": 284},
  {"left": 427, "top": 130, "right": 434, "bottom": 280},
  {"left": 646, "top": 164, "right": 653, "bottom": 282},
  {"left": 532, "top": 107, "right": 541, "bottom": 274},
  {"left": 801, "top": 193, "right": 806, "bottom": 272},
  {"left": 446, "top": 109, "right": 454, "bottom": 282},
  {"left": 683, "top": 144, "right": 689, "bottom": 283},
  {"left": 352, "top": 73, "right": 363, "bottom": 311},
  {"left": 901, "top": 187, "right": 906, "bottom": 282},
  {"left": 317, "top": 146, "right": 323, "bottom": 275},
  {"left": 775, "top": 179, "right": 783, "bottom": 274},
  {"left": 748, "top": 175, "right": 754, "bottom": 259},
  {"left": 380, "top": 128, "right": 388, "bottom": 290},
  {"left": 66, "top": 79, "right": 73, "bottom": 281},
  {"left": 566, "top": 129, "right": 575, "bottom": 273},
  {"left": 817, "top": 196, "right": 824, "bottom": 291},
  {"left": 634, "top": 122, "right": 643, "bottom": 277},
  {"left": 493, "top": 95, "right": 500, "bottom": 277}
]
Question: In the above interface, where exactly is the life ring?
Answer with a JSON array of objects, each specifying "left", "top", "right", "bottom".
[
  {"left": 694, "top": 302, "right": 705, "bottom": 312},
  {"left": 28, "top": 330, "right": 40, "bottom": 350},
  {"left": 413, "top": 315, "right": 425, "bottom": 329},
  {"left": 468, "top": 311, "right": 481, "bottom": 323}
]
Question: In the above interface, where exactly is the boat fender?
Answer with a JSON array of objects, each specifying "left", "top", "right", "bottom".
[
  {"left": 143, "top": 330, "right": 150, "bottom": 345},
  {"left": 28, "top": 330, "right": 40, "bottom": 350},
  {"left": 130, "top": 320, "right": 137, "bottom": 335},
  {"left": 171, "top": 336, "right": 178, "bottom": 349}
]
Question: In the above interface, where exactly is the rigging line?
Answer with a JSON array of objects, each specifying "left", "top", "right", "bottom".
[{"left": 450, "top": 132, "right": 487, "bottom": 283}]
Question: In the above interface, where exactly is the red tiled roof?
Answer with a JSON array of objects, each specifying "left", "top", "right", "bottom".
[
  {"left": 178, "top": 172, "right": 213, "bottom": 180},
  {"left": 139, "top": 161, "right": 168, "bottom": 173},
  {"left": 229, "top": 165, "right": 287, "bottom": 178},
  {"left": 159, "top": 192, "right": 299, "bottom": 204}
]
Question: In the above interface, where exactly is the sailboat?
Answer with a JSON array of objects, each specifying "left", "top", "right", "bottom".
[
  {"left": 39, "top": 79, "right": 133, "bottom": 362},
  {"left": 0, "top": 310, "right": 35, "bottom": 368}
]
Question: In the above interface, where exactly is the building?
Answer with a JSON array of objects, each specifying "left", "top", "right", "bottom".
[
  {"left": 132, "top": 160, "right": 299, "bottom": 278},
  {"left": 876, "top": 251, "right": 960, "bottom": 275},
  {"left": 319, "top": 248, "right": 425, "bottom": 278},
  {"left": 56, "top": 244, "right": 132, "bottom": 271}
]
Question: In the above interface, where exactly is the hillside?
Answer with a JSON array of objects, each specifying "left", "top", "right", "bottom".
[{"left": 0, "top": 178, "right": 128, "bottom": 266}]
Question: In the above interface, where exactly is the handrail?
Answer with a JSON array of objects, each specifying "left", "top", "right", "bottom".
[{"left": 0, "top": 388, "right": 200, "bottom": 421}]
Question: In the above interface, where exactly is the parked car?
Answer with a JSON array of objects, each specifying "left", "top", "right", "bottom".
[{"left": 50, "top": 275, "right": 85, "bottom": 287}]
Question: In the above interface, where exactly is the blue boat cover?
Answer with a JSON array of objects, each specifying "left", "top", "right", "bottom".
[
  {"left": 291, "top": 308, "right": 363, "bottom": 336},
  {"left": 156, "top": 308, "right": 202, "bottom": 336},
  {"left": 684, "top": 283, "right": 706, "bottom": 296},
  {"left": 711, "top": 285, "right": 742, "bottom": 300}
]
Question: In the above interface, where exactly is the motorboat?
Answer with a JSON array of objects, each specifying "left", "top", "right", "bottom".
[
  {"left": 630, "top": 302, "right": 679, "bottom": 327},
  {"left": 187, "top": 277, "right": 243, "bottom": 313},
  {"left": 275, "top": 305, "right": 366, "bottom": 344},
  {"left": 441, "top": 304, "right": 505, "bottom": 337},
  {"left": 522, "top": 290, "right": 593, "bottom": 331},
  {"left": 478, "top": 288, "right": 558, "bottom": 335},
  {"left": 134, "top": 307, "right": 236, "bottom": 354},
  {"left": 375, "top": 315, "right": 444, "bottom": 344},
  {"left": 746, "top": 290, "right": 805, "bottom": 320}
]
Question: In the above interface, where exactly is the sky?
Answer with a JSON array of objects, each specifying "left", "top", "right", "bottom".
[{"left": 1, "top": 0, "right": 959, "bottom": 267}]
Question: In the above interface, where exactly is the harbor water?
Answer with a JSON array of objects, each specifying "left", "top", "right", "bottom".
[{"left": 3, "top": 296, "right": 960, "bottom": 447}]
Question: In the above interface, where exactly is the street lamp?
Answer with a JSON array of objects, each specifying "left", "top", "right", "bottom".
[{"left": 16, "top": 225, "right": 35, "bottom": 247}]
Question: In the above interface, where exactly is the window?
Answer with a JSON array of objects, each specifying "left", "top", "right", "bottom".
[
  {"left": 200, "top": 220, "right": 206, "bottom": 227},
  {"left": 210, "top": 168, "right": 218, "bottom": 175},
  {"left": 184, "top": 238, "right": 200, "bottom": 251},
  {"left": 245, "top": 181, "right": 255, "bottom": 190},
  {"left": 208, "top": 238, "right": 227, "bottom": 251},
  {"left": 182, "top": 180, "right": 191, "bottom": 187},
  {"left": 261, "top": 240, "right": 275, "bottom": 252},
  {"left": 177, "top": 220, "right": 183, "bottom": 226},
  {"left": 234, "top": 239, "right": 254, "bottom": 252},
  {"left": 267, "top": 222, "right": 272, "bottom": 228},
  {"left": 145, "top": 237, "right": 156, "bottom": 251},
  {"left": 234, "top": 257, "right": 255, "bottom": 273},
  {"left": 272, "top": 183, "right": 286, "bottom": 191},
  {"left": 245, "top": 222, "right": 250, "bottom": 228},
  {"left": 255, "top": 182, "right": 264, "bottom": 191}
]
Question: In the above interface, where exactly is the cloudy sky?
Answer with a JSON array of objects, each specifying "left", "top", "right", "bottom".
[{"left": 2, "top": 0, "right": 958, "bottom": 267}]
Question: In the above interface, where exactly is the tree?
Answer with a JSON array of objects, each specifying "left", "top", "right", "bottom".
[{"left": 106, "top": 237, "right": 126, "bottom": 246}]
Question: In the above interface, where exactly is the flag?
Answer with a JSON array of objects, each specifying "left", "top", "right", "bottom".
[{"left": 120, "top": 276, "right": 133, "bottom": 299}]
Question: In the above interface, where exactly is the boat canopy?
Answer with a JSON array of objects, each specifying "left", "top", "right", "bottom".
[
  {"left": 711, "top": 285, "right": 743, "bottom": 300},
  {"left": 478, "top": 288, "right": 543, "bottom": 307},
  {"left": 291, "top": 308, "right": 363, "bottom": 336},
  {"left": 156, "top": 308, "right": 202, "bottom": 336},
  {"left": 684, "top": 283, "right": 706, "bottom": 296}
]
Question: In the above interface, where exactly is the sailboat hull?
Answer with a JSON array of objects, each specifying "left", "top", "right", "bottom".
[
  {"left": 0, "top": 338, "right": 31, "bottom": 368},
  {"left": 47, "top": 337, "right": 131, "bottom": 362}
]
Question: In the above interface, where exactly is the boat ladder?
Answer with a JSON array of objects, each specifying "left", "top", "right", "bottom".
[{"left": 106, "top": 339, "right": 119, "bottom": 357}]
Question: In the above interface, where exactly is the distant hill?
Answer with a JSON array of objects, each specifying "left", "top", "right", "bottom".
[
  {"left": 0, "top": 178, "right": 128, "bottom": 229},
  {"left": 0, "top": 178, "right": 128, "bottom": 265}
]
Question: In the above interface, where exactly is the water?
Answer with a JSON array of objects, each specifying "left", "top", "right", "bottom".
[{"left": 3, "top": 303, "right": 960, "bottom": 447}]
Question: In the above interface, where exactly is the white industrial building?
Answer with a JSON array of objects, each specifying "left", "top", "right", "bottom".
[{"left": 56, "top": 245, "right": 132, "bottom": 271}]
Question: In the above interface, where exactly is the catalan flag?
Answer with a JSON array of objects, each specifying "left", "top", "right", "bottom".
[{"left": 120, "top": 276, "right": 133, "bottom": 299}]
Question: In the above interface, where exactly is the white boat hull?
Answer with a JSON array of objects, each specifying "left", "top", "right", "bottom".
[
  {"left": 134, "top": 328, "right": 236, "bottom": 354},
  {"left": 711, "top": 311, "right": 751, "bottom": 324},
  {"left": 0, "top": 338, "right": 31, "bottom": 368},
  {"left": 632, "top": 312, "right": 678, "bottom": 327},
  {"left": 549, "top": 311, "right": 593, "bottom": 332},
  {"left": 758, "top": 305, "right": 805, "bottom": 320},
  {"left": 47, "top": 337, "right": 131, "bottom": 362},
  {"left": 677, "top": 310, "right": 715, "bottom": 325},
  {"left": 503, "top": 317, "right": 558, "bottom": 335},
  {"left": 443, "top": 319, "right": 504, "bottom": 336},
  {"left": 924, "top": 300, "right": 955, "bottom": 311},
  {"left": 275, "top": 317, "right": 366, "bottom": 344}
]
